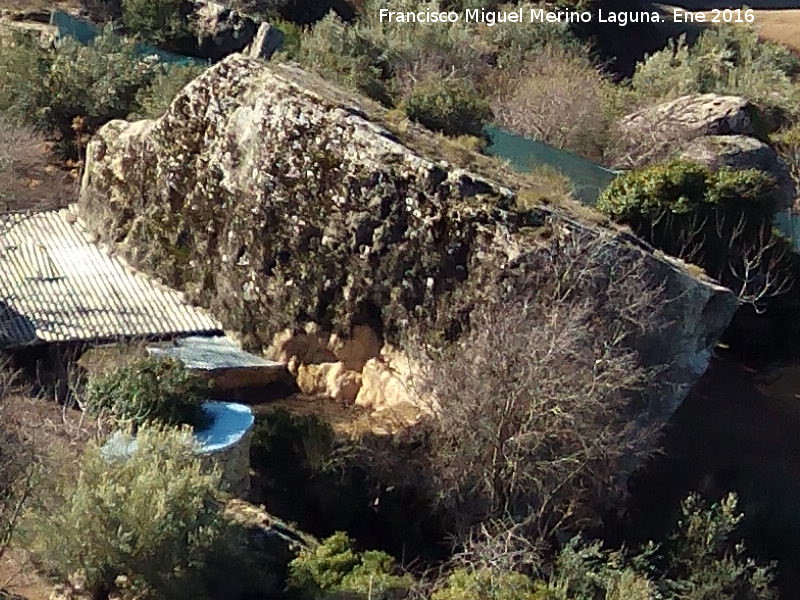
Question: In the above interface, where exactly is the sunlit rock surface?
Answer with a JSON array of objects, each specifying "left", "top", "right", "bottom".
[{"left": 80, "top": 56, "right": 738, "bottom": 420}]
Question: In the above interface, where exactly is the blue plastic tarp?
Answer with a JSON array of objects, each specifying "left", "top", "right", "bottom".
[
  {"left": 484, "top": 125, "right": 618, "bottom": 206},
  {"left": 50, "top": 10, "right": 206, "bottom": 66},
  {"left": 101, "top": 401, "right": 255, "bottom": 460}
]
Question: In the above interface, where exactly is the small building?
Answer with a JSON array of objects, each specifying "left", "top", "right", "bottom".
[
  {"left": 1, "top": 208, "right": 289, "bottom": 392},
  {"left": 1, "top": 208, "right": 289, "bottom": 498},
  {"left": 0, "top": 208, "right": 222, "bottom": 349}
]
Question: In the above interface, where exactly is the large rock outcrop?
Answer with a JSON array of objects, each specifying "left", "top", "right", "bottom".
[{"left": 79, "top": 56, "right": 737, "bottom": 420}]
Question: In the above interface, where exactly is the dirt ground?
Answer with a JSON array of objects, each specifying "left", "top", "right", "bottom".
[
  {"left": 661, "top": 4, "right": 800, "bottom": 51},
  {"left": 0, "top": 393, "right": 95, "bottom": 600},
  {"left": 691, "top": 8, "right": 800, "bottom": 51}
]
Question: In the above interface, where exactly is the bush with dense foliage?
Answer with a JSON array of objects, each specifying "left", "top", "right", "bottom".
[
  {"left": 288, "top": 531, "right": 413, "bottom": 599},
  {"left": 543, "top": 493, "right": 776, "bottom": 600},
  {"left": 0, "top": 33, "right": 51, "bottom": 122},
  {"left": 429, "top": 493, "right": 776, "bottom": 600},
  {"left": 295, "top": 11, "right": 394, "bottom": 104},
  {"left": 21, "top": 425, "right": 239, "bottom": 599},
  {"left": 131, "top": 63, "right": 207, "bottom": 118},
  {"left": 627, "top": 25, "right": 800, "bottom": 128},
  {"left": 0, "top": 29, "right": 206, "bottom": 157},
  {"left": 431, "top": 569, "right": 541, "bottom": 600},
  {"left": 36, "top": 29, "right": 159, "bottom": 156},
  {"left": 84, "top": 356, "right": 209, "bottom": 429},
  {"left": 121, "top": 0, "right": 187, "bottom": 45},
  {"left": 597, "top": 160, "right": 791, "bottom": 306},
  {"left": 405, "top": 78, "right": 491, "bottom": 137}
]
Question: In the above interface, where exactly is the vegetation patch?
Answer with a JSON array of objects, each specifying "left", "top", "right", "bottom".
[
  {"left": 597, "top": 160, "right": 793, "bottom": 308},
  {"left": 84, "top": 356, "right": 210, "bottom": 430}
]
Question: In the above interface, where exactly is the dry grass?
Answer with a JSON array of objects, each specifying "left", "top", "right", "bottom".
[
  {"left": 0, "top": 0, "right": 78, "bottom": 12},
  {"left": 0, "top": 548, "right": 51, "bottom": 600},
  {"left": 728, "top": 9, "right": 800, "bottom": 52},
  {"left": 661, "top": 5, "right": 800, "bottom": 52}
]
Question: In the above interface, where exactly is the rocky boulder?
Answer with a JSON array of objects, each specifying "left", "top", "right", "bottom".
[
  {"left": 680, "top": 135, "right": 795, "bottom": 207},
  {"left": 608, "top": 93, "right": 794, "bottom": 208},
  {"left": 609, "top": 94, "right": 757, "bottom": 168},
  {"left": 186, "top": 0, "right": 257, "bottom": 60},
  {"left": 161, "top": 0, "right": 283, "bottom": 61},
  {"left": 78, "top": 56, "right": 738, "bottom": 421},
  {"left": 245, "top": 22, "right": 284, "bottom": 60}
]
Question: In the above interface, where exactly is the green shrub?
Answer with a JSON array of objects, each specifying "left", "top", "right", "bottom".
[
  {"left": 121, "top": 0, "right": 187, "bottom": 44},
  {"left": 0, "top": 27, "right": 186, "bottom": 157},
  {"left": 270, "top": 17, "right": 303, "bottom": 59},
  {"left": 486, "top": 13, "right": 588, "bottom": 70},
  {"left": 288, "top": 531, "right": 413, "bottom": 599},
  {"left": 539, "top": 493, "right": 777, "bottom": 600},
  {"left": 35, "top": 28, "right": 159, "bottom": 157},
  {"left": 85, "top": 356, "right": 210, "bottom": 429},
  {"left": 772, "top": 124, "right": 800, "bottom": 202},
  {"left": 663, "top": 493, "right": 776, "bottom": 600},
  {"left": 429, "top": 494, "right": 776, "bottom": 600},
  {"left": 405, "top": 78, "right": 491, "bottom": 137},
  {"left": 597, "top": 160, "right": 790, "bottom": 305},
  {"left": 296, "top": 12, "right": 393, "bottom": 105},
  {"left": 0, "top": 33, "right": 51, "bottom": 121},
  {"left": 132, "top": 63, "right": 207, "bottom": 119},
  {"left": 597, "top": 160, "right": 712, "bottom": 222},
  {"left": 597, "top": 160, "right": 777, "bottom": 227},
  {"left": 628, "top": 26, "right": 800, "bottom": 127},
  {"left": 431, "top": 569, "right": 541, "bottom": 600},
  {"left": 21, "top": 425, "right": 230, "bottom": 599}
]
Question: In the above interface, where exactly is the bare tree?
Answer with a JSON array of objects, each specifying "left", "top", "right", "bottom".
[
  {"left": 491, "top": 46, "right": 612, "bottom": 162},
  {"left": 407, "top": 228, "right": 667, "bottom": 545},
  {"left": 645, "top": 207, "right": 794, "bottom": 311},
  {"left": 715, "top": 213, "right": 793, "bottom": 312},
  {"left": 0, "top": 359, "right": 37, "bottom": 560}
]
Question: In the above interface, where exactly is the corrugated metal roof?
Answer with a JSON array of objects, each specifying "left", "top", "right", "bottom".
[
  {"left": 148, "top": 336, "right": 282, "bottom": 370},
  {"left": 0, "top": 209, "right": 222, "bottom": 347}
]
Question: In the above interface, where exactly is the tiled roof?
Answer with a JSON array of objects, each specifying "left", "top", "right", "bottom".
[{"left": 0, "top": 209, "right": 222, "bottom": 348}]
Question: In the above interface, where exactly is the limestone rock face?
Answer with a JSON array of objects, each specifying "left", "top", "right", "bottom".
[
  {"left": 79, "top": 56, "right": 738, "bottom": 420},
  {"left": 270, "top": 323, "right": 381, "bottom": 372},
  {"left": 356, "top": 348, "right": 435, "bottom": 430},
  {"left": 295, "top": 361, "right": 362, "bottom": 403}
]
